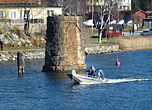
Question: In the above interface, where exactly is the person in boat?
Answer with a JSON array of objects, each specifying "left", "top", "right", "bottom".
[
  {"left": 98, "top": 69, "right": 104, "bottom": 80},
  {"left": 72, "top": 69, "right": 76, "bottom": 75},
  {"left": 88, "top": 66, "right": 96, "bottom": 77}
]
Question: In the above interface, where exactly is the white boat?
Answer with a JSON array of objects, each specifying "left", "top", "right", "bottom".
[
  {"left": 68, "top": 69, "right": 108, "bottom": 85},
  {"left": 67, "top": 69, "right": 152, "bottom": 85}
]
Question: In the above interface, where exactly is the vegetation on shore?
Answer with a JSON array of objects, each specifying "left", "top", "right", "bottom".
[{"left": 0, "top": 23, "right": 45, "bottom": 51}]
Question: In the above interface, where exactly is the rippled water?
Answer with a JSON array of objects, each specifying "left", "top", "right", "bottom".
[{"left": 0, "top": 49, "right": 152, "bottom": 110}]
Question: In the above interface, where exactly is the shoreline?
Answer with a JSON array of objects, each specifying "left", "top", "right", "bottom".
[
  {"left": 1, "top": 45, "right": 152, "bottom": 61},
  {"left": 0, "top": 49, "right": 45, "bottom": 61},
  {"left": 0, "top": 45, "right": 120, "bottom": 61},
  {"left": 85, "top": 45, "right": 120, "bottom": 55}
]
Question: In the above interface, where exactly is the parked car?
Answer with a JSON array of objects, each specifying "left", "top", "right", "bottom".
[{"left": 140, "top": 29, "right": 152, "bottom": 36}]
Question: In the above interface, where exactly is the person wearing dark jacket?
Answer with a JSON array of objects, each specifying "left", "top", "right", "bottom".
[{"left": 88, "top": 66, "right": 96, "bottom": 77}]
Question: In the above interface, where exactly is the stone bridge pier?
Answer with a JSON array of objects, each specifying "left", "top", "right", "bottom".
[{"left": 42, "top": 16, "right": 86, "bottom": 72}]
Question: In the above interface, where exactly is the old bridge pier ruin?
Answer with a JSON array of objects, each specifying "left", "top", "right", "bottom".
[{"left": 42, "top": 15, "right": 86, "bottom": 72}]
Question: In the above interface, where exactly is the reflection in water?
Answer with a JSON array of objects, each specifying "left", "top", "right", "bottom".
[
  {"left": 44, "top": 69, "right": 87, "bottom": 83},
  {"left": 45, "top": 72, "right": 69, "bottom": 81}
]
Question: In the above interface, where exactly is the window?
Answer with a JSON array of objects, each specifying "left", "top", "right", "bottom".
[
  {"left": 47, "top": 10, "right": 55, "bottom": 16},
  {"left": 0, "top": 11, "right": 3, "bottom": 18},
  {"left": 20, "top": 10, "right": 22, "bottom": 19},
  {"left": 11, "top": 11, "right": 16, "bottom": 19},
  {"left": 123, "top": 6, "right": 125, "bottom": 10},
  {"left": 30, "top": 19, "right": 44, "bottom": 23},
  {"left": 51, "top": 10, "right": 54, "bottom": 15},
  {"left": 24, "top": 10, "right": 30, "bottom": 18},
  {"left": 47, "top": 10, "right": 50, "bottom": 16},
  {"left": 120, "top": 6, "right": 122, "bottom": 10},
  {"left": 116, "top": 29, "right": 120, "bottom": 33}
]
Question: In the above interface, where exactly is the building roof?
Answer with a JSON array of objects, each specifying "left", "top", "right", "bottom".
[
  {"left": 0, "top": 0, "right": 41, "bottom": 4},
  {"left": 137, "top": 10, "right": 147, "bottom": 14}
]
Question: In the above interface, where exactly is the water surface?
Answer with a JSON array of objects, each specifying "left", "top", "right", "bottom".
[{"left": 0, "top": 49, "right": 152, "bottom": 110}]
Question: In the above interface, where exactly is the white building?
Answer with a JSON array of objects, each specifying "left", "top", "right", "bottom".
[
  {"left": 0, "top": 6, "right": 62, "bottom": 23},
  {"left": 117, "top": 0, "right": 131, "bottom": 11},
  {"left": 85, "top": 0, "right": 131, "bottom": 12},
  {"left": 0, "top": 0, "right": 63, "bottom": 34}
]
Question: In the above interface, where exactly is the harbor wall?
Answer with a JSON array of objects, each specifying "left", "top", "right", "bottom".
[
  {"left": 85, "top": 45, "right": 120, "bottom": 55},
  {"left": 0, "top": 49, "right": 45, "bottom": 61},
  {"left": 118, "top": 36, "right": 152, "bottom": 50}
]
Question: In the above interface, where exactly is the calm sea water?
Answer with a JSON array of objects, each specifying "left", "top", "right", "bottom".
[{"left": 0, "top": 49, "right": 152, "bottom": 110}]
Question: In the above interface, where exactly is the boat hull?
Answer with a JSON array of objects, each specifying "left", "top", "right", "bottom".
[{"left": 71, "top": 72, "right": 107, "bottom": 84}]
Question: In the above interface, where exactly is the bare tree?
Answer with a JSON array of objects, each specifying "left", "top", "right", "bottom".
[
  {"left": 23, "top": 0, "right": 29, "bottom": 35},
  {"left": 23, "top": 0, "right": 44, "bottom": 35},
  {"left": 45, "top": 0, "right": 85, "bottom": 15},
  {"left": 96, "top": 0, "right": 118, "bottom": 43}
]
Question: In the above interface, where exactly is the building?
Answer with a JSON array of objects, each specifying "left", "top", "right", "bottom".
[
  {"left": 81, "top": 0, "right": 132, "bottom": 21},
  {"left": 85, "top": 0, "right": 131, "bottom": 13},
  {"left": 117, "top": 0, "right": 131, "bottom": 11},
  {"left": 130, "top": 10, "right": 147, "bottom": 29},
  {"left": 131, "top": 10, "right": 147, "bottom": 23},
  {"left": 0, "top": 6, "right": 63, "bottom": 23},
  {"left": 142, "top": 18, "right": 152, "bottom": 29},
  {"left": 0, "top": 0, "right": 62, "bottom": 34},
  {"left": 63, "top": 0, "right": 131, "bottom": 18},
  {"left": 103, "top": 24, "right": 124, "bottom": 37}
]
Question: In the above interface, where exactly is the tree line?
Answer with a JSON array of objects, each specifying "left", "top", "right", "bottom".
[{"left": 132, "top": 0, "right": 152, "bottom": 11}]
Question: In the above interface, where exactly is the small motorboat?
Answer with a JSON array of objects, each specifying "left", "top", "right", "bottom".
[
  {"left": 67, "top": 69, "right": 152, "bottom": 85},
  {"left": 67, "top": 68, "right": 152, "bottom": 85},
  {"left": 67, "top": 69, "right": 108, "bottom": 85}
]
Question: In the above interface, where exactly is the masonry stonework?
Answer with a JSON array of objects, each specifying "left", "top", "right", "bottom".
[{"left": 42, "top": 16, "right": 86, "bottom": 72}]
